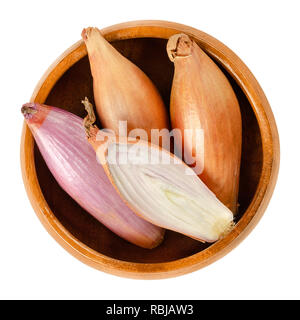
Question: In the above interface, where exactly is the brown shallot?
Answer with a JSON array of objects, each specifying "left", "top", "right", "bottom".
[
  {"left": 167, "top": 33, "right": 242, "bottom": 213},
  {"left": 82, "top": 27, "right": 169, "bottom": 143}
]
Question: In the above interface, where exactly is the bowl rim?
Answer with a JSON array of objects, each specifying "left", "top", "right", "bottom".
[{"left": 20, "top": 20, "right": 280, "bottom": 279}]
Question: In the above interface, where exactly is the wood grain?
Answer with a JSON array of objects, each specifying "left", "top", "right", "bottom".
[{"left": 20, "top": 20, "right": 280, "bottom": 279}]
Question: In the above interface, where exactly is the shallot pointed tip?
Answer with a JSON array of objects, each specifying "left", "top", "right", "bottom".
[
  {"left": 167, "top": 33, "right": 193, "bottom": 62},
  {"left": 81, "top": 27, "right": 101, "bottom": 42},
  {"left": 81, "top": 97, "right": 97, "bottom": 139},
  {"left": 81, "top": 27, "right": 94, "bottom": 41},
  {"left": 21, "top": 103, "right": 37, "bottom": 119},
  {"left": 81, "top": 28, "right": 88, "bottom": 41},
  {"left": 21, "top": 102, "right": 50, "bottom": 127}
]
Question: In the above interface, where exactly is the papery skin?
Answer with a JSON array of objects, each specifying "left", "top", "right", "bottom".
[
  {"left": 22, "top": 103, "right": 164, "bottom": 249},
  {"left": 167, "top": 34, "right": 242, "bottom": 213},
  {"left": 82, "top": 27, "right": 169, "bottom": 142}
]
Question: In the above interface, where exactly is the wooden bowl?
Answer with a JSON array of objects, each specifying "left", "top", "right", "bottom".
[{"left": 20, "top": 20, "right": 280, "bottom": 279}]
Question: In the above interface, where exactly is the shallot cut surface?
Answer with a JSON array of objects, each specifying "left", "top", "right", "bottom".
[{"left": 105, "top": 142, "right": 234, "bottom": 242}]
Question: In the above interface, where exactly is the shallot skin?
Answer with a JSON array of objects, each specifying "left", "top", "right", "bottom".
[
  {"left": 22, "top": 103, "right": 164, "bottom": 249},
  {"left": 167, "top": 34, "right": 242, "bottom": 213}
]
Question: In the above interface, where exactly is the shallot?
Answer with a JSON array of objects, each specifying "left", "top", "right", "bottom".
[
  {"left": 83, "top": 100, "right": 235, "bottom": 243},
  {"left": 21, "top": 102, "right": 164, "bottom": 249},
  {"left": 82, "top": 27, "right": 169, "bottom": 143},
  {"left": 167, "top": 33, "right": 242, "bottom": 213}
]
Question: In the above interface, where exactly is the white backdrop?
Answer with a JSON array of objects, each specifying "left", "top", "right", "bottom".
[{"left": 1, "top": 0, "right": 299, "bottom": 300}]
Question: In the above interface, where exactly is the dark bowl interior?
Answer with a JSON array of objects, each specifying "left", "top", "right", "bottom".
[{"left": 34, "top": 38, "right": 263, "bottom": 263}]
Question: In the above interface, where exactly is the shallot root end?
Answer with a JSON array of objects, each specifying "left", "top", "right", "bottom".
[{"left": 220, "top": 220, "right": 235, "bottom": 239}]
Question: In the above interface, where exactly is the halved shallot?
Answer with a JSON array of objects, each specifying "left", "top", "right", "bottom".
[{"left": 83, "top": 100, "right": 235, "bottom": 243}]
